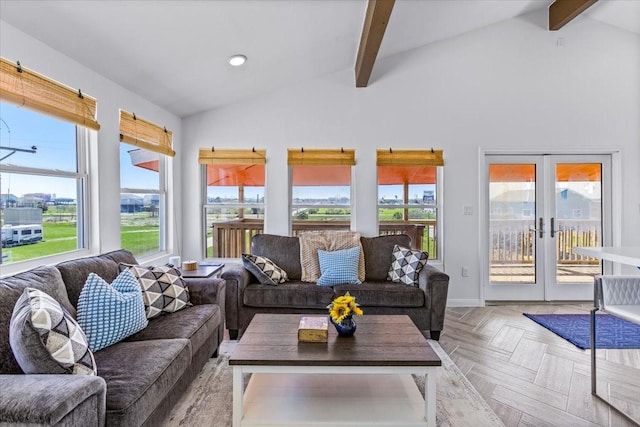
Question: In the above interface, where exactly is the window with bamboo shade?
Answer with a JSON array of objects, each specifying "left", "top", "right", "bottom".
[
  {"left": 376, "top": 149, "right": 443, "bottom": 258},
  {"left": 0, "top": 57, "right": 100, "bottom": 130},
  {"left": 287, "top": 148, "right": 355, "bottom": 232},
  {"left": 199, "top": 149, "right": 266, "bottom": 258},
  {"left": 119, "top": 110, "right": 174, "bottom": 157}
]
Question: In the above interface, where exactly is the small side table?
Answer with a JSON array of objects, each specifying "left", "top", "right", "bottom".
[{"left": 179, "top": 263, "right": 224, "bottom": 278}]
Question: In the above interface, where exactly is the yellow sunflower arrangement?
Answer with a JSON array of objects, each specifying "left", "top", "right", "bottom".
[{"left": 327, "top": 292, "right": 363, "bottom": 324}]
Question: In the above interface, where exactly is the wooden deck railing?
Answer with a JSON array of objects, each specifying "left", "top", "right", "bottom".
[
  {"left": 489, "top": 219, "right": 601, "bottom": 265},
  {"left": 208, "top": 219, "right": 436, "bottom": 258}
]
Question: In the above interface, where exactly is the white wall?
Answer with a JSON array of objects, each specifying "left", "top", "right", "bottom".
[
  {"left": 183, "top": 11, "right": 640, "bottom": 305},
  {"left": 1, "top": 21, "right": 183, "bottom": 273}
]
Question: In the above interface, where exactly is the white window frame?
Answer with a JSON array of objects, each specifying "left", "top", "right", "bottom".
[{"left": 0, "top": 123, "right": 91, "bottom": 274}]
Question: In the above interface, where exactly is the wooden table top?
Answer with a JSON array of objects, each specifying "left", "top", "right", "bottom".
[{"left": 229, "top": 314, "right": 441, "bottom": 367}]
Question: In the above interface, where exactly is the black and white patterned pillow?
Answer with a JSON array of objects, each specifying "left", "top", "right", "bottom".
[
  {"left": 242, "top": 253, "right": 288, "bottom": 285},
  {"left": 120, "top": 263, "right": 191, "bottom": 319},
  {"left": 10, "top": 288, "right": 96, "bottom": 375},
  {"left": 387, "top": 245, "right": 428, "bottom": 286}
]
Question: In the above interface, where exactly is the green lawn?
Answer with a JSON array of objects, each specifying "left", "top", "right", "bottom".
[{"left": 3, "top": 222, "right": 159, "bottom": 263}]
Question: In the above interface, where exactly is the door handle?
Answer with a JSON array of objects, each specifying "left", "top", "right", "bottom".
[
  {"left": 550, "top": 217, "right": 560, "bottom": 238},
  {"left": 529, "top": 217, "right": 544, "bottom": 239}
]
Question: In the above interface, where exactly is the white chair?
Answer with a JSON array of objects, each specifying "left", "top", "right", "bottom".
[{"left": 591, "top": 275, "right": 640, "bottom": 422}]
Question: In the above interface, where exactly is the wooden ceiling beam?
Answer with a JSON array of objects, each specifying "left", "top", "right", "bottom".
[
  {"left": 355, "top": 0, "right": 395, "bottom": 87},
  {"left": 549, "top": 0, "right": 598, "bottom": 31}
]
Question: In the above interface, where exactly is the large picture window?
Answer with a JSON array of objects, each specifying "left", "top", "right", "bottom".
[
  {"left": 119, "top": 110, "right": 172, "bottom": 258},
  {"left": 288, "top": 148, "right": 355, "bottom": 235},
  {"left": 377, "top": 149, "right": 443, "bottom": 259},
  {"left": 1, "top": 102, "right": 89, "bottom": 265},
  {"left": 200, "top": 148, "right": 266, "bottom": 258},
  {"left": 1, "top": 57, "right": 99, "bottom": 266}
]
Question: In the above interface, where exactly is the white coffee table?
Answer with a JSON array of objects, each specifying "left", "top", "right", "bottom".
[{"left": 229, "top": 314, "right": 441, "bottom": 427}]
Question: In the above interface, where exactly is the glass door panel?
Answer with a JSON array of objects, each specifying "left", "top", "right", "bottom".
[
  {"left": 489, "top": 164, "right": 537, "bottom": 284},
  {"left": 486, "top": 157, "right": 544, "bottom": 301},
  {"left": 544, "top": 156, "right": 608, "bottom": 301}
]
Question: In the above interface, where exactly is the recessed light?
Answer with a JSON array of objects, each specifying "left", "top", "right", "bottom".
[{"left": 228, "top": 55, "right": 247, "bottom": 67}]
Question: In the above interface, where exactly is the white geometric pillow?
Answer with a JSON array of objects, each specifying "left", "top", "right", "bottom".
[
  {"left": 242, "top": 253, "right": 288, "bottom": 285},
  {"left": 10, "top": 288, "right": 96, "bottom": 375},
  {"left": 120, "top": 263, "right": 191, "bottom": 319},
  {"left": 387, "top": 245, "right": 428, "bottom": 286}
]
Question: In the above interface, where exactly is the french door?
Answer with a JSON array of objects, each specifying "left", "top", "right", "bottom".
[{"left": 485, "top": 154, "right": 611, "bottom": 301}]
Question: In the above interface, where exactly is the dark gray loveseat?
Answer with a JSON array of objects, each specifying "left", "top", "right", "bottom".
[
  {"left": 222, "top": 234, "right": 449, "bottom": 340},
  {"left": 0, "top": 249, "right": 225, "bottom": 426}
]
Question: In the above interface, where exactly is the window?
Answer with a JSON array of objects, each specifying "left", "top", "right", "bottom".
[
  {"left": 119, "top": 110, "right": 173, "bottom": 258},
  {"left": 1, "top": 102, "right": 90, "bottom": 265},
  {"left": 377, "top": 149, "right": 443, "bottom": 258},
  {"left": 288, "top": 148, "right": 355, "bottom": 235},
  {"left": 1, "top": 55, "right": 101, "bottom": 267},
  {"left": 199, "top": 148, "right": 266, "bottom": 258}
]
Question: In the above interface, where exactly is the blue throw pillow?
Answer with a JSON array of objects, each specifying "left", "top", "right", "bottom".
[
  {"left": 77, "top": 269, "right": 148, "bottom": 351},
  {"left": 317, "top": 246, "right": 362, "bottom": 286}
]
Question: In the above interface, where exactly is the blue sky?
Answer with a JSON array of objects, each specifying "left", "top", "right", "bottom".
[{"left": 1, "top": 102, "right": 158, "bottom": 198}]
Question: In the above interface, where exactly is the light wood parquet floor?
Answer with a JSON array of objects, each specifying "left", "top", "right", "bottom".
[{"left": 439, "top": 304, "right": 640, "bottom": 427}]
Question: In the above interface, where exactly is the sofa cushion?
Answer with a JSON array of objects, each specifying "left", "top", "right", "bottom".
[
  {"left": 120, "top": 263, "right": 191, "bottom": 319},
  {"left": 317, "top": 247, "right": 362, "bottom": 286},
  {"left": 56, "top": 249, "right": 138, "bottom": 310},
  {"left": 93, "top": 338, "right": 190, "bottom": 427},
  {"left": 299, "top": 231, "right": 365, "bottom": 282},
  {"left": 77, "top": 270, "right": 148, "bottom": 351},
  {"left": 333, "top": 282, "right": 425, "bottom": 308},
  {"left": 388, "top": 245, "right": 428, "bottom": 286},
  {"left": 10, "top": 288, "right": 96, "bottom": 375},
  {"left": 0, "top": 266, "right": 75, "bottom": 374},
  {"left": 243, "top": 281, "right": 335, "bottom": 309},
  {"left": 125, "top": 304, "right": 221, "bottom": 354},
  {"left": 251, "top": 234, "right": 302, "bottom": 280},
  {"left": 242, "top": 253, "right": 288, "bottom": 285},
  {"left": 361, "top": 234, "right": 412, "bottom": 281}
]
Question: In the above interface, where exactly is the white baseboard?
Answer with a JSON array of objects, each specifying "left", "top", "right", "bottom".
[{"left": 447, "top": 299, "right": 485, "bottom": 307}]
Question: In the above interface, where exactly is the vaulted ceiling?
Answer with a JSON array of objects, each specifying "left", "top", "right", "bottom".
[{"left": 1, "top": 0, "right": 637, "bottom": 118}]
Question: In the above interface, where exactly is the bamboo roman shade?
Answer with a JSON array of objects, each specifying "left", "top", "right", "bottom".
[
  {"left": 198, "top": 148, "right": 266, "bottom": 165},
  {"left": 0, "top": 57, "right": 100, "bottom": 130},
  {"left": 288, "top": 148, "right": 355, "bottom": 166},
  {"left": 376, "top": 149, "right": 444, "bottom": 166},
  {"left": 119, "top": 110, "right": 174, "bottom": 157}
]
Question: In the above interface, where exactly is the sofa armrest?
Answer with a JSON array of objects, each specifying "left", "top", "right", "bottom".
[
  {"left": 221, "top": 263, "right": 254, "bottom": 335},
  {"left": 0, "top": 374, "right": 106, "bottom": 426},
  {"left": 184, "top": 277, "right": 226, "bottom": 306},
  {"left": 418, "top": 264, "right": 450, "bottom": 333}
]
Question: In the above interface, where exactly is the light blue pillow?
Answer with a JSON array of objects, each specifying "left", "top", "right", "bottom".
[
  {"left": 77, "top": 269, "right": 148, "bottom": 351},
  {"left": 317, "top": 246, "right": 362, "bottom": 286}
]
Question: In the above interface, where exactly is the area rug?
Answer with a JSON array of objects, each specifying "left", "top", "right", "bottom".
[
  {"left": 524, "top": 313, "right": 640, "bottom": 350},
  {"left": 163, "top": 340, "right": 504, "bottom": 427}
]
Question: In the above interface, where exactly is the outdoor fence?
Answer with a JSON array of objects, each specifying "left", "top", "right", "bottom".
[
  {"left": 208, "top": 218, "right": 437, "bottom": 259},
  {"left": 489, "top": 218, "right": 600, "bottom": 265}
]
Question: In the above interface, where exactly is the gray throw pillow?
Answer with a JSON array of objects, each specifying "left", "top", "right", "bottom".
[
  {"left": 242, "top": 253, "right": 288, "bottom": 285},
  {"left": 10, "top": 288, "right": 96, "bottom": 375}
]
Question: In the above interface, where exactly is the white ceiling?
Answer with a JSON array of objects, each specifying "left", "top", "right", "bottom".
[{"left": 1, "top": 0, "right": 638, "bottom": 118}]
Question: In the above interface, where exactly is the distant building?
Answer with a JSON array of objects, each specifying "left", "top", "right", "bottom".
[
  {"left": 3, "top": 208, "right": 43, "bottom": 225},
  {"left": 120, "top": 193, "right": 144, "bottom": 213},
  {"left": 491, "top": 189, "right": 599, "bottom": 220}
]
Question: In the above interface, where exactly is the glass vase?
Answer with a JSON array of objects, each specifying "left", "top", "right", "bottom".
[{"left": 331, "top": 314, "right": 357, "bottom": 337}]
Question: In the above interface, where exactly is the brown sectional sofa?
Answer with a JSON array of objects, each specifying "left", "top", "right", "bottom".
[
  {"left": 221, "top": 233, "right": 449, "bottom": 340},
  {"left": 0, "top": 249, "right": 225, "bottom": 426}
]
